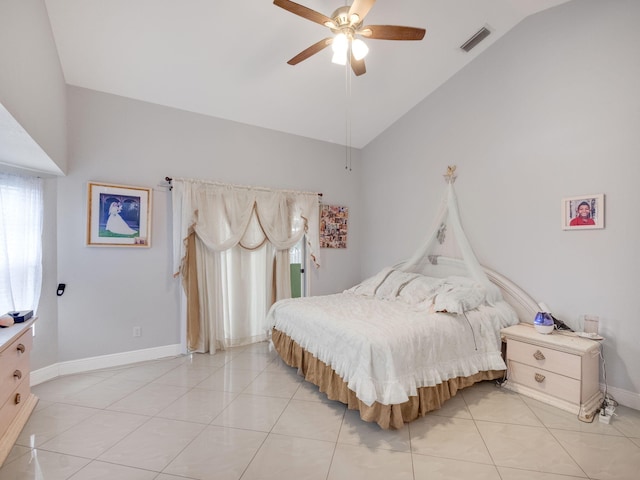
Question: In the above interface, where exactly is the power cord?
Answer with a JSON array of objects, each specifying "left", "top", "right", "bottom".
[{"left": 598, "top": 343, "right": 618, "bottom": 423}]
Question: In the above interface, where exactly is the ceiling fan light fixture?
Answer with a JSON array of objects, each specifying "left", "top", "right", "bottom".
[
  {"left": 331, "top": 50, "right": 348, "bottom": 65},
  {"left": 331, "top": 32, "right": 349, "bottom": 64},
  {"left": 352, "top": 38, "right": 369, "bottom": 60},
  {"left": 332, "top": 33, "right": 348, "bottom": 53}
]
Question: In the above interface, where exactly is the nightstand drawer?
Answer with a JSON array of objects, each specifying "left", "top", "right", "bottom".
[
  {"left": 507, "top": 339, "right": 581, "bottom": 379},
  {"left": 508, "top": 361, "right": 580, "bottom": 404}
]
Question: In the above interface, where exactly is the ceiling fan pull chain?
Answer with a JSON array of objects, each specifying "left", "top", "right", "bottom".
[{"left": 345, "top": 58, "right": 352, "bottom": 172}]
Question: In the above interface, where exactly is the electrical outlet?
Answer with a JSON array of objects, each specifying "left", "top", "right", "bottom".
[{"left": 133, "top": 326, "right": 141, "bottom": 337}]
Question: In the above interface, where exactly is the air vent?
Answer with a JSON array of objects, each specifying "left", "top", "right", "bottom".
[{"left": 460, "top": 27, "right": 491, "bottom": 52}]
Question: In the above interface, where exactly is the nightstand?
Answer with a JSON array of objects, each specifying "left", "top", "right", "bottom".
[{"left": 501, "top": 323, "right": 603, "bottom": 422}]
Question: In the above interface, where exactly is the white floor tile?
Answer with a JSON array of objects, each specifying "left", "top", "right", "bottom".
[
  {"left": 97, "top": 417, "right": 205, "bottom": 471},
  {"left": 240, "top": 433, "right": 334, "bottom": 480},
  {"left": 521, "top": 395, "right": 624, "bottom": 435},
  {"left": 551, "top": 428, "right": 640, "bottom": 480},
  {"left": 57, "top": 377, "right": 146, "bottom": 409},
  {"left": 412, "top": 454, "right": 502, "bottom": 480},
  {"left": 409, "top": 415, "right": 493, "bottom": 464},
  {"left": 16, "top": 403, "right": 100, "bottom": 447},
  {"left": 462, "top": 382, "right": 542, "bottom": 426},
  {"left": 195, "top": 366, "right": 261, "bottom": 393},
  {"left": 291, "top": 380, "right": 326, "bottom": 402},
  {"left": 429, "top": 391, "right": 473, "bottom": 419},
  {"left": 108, "top": 360, "right": 183, "bottom": 383},
  {"left": 162, "top": 425, "right": 267, "bottom": 480},
  {"left": 242, "top": 369, "right": 303, "bottom": 398},
  {"left": 151, "top": 363, "right": 216, "bottom": 388},
  {"left": 38, "top": 410, "right": 149, "bottom": 458},
  {"left": 609, "top": 404, "right": 640, "bottom": 438},
  {"left": 211, "top": 393, "right": 290, "bottom": 432},
  {"left": 106, "top": 383, "right": 191, "bottom": 416},
  {"left": 328, "top": 443, "right": 413, "bottom": 480},
  {"left": 497, "top": 466, "right": 587, "bottom": 479},
  {"left": 31, "top": 374, "right": 106, "bottom": 403},
  {"left": 476, "top": 421, "right": 584, "bottom": 477},
  {"left": 0, "top": 449, "right": 89, "bottom": 480},
  {"left": 338, "top": 409, "right": 411, "bottom": 452},
  {"left": 157, "top": 387, "right": 237, "bottom": 424},
  {"left": 68, "top": 461, "right": 158, "bottom": 479},
  {"left": 272, "top": 399, "right": 345, "bottom": 442},
  {"left": 224, "top": 352, "right": 275, "bottom": 371},
  {"left": 1, "top": 445, "right": 30, "bottom": 465}
]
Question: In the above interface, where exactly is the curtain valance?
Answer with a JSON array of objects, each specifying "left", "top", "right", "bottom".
[{"left": 172, "top": 179, "right": 321, "bottom": 275}]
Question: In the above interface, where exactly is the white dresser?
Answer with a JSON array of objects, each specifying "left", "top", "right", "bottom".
[
  {"left": 501, "top": 323, "right": 602, "bottom": 422},
  {"left": 0, "top": 319, "right": 38, "bottom": 466}
]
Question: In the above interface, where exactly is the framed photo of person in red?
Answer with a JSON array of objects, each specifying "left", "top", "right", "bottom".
[{"left": 562, "top": 194, "right": 604, "bottom": 230}]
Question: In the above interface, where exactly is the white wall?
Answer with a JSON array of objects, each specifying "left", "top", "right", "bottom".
[
  {"left": 55, "top": 86, "right": 362, "bottom": 362},
  {"left": 0, "top": 0, "right": 67, "bottom": 172},
  {"left": 0, "top": 0, "right": 66, "bottom": 370},
  {"left": 361, "top": 0, "right": 640, "bottom": 399}
]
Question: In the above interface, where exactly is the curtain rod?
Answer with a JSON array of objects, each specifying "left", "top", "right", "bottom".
[{"left": 164, "top": 177, "right": 322, "bottom": 198}]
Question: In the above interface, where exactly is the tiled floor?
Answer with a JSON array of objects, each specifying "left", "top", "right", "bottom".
[{"left": 2, "top": 342, "right": 640, "bottom": 480}]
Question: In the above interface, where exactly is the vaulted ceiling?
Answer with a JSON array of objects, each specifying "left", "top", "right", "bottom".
[{"left": 16, "top": 0, "right": 572, "bottom": 170}]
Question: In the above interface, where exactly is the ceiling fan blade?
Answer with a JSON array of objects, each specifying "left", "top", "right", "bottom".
[
  {"left": 348, "top": 0, "right": 376, "bottom": 25},
  {"left": 273, "top": 0, "right": 334, "bottom": 27},
  {"left": 350, "top": 54, "right": 366, "bottom": 76},
  {"left": 287, "top": 37, "right": 333, "bottom": 65},
  {"left": 359, "top": 25, "right": 426, "bottom": 41}
]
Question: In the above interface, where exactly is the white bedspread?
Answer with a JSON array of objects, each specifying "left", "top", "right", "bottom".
[{"left": 267, "top": 293, "right": 519, "bottom": 406}]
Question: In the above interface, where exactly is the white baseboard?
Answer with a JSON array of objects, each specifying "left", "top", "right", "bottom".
[
  {"left": 602, "top": 383, "right": 640, "bottom": 411},
  {"left": 31, "top": 344, "right": 183, "bottom": 386}
]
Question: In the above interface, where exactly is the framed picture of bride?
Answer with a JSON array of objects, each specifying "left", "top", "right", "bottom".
[{"left": 86, "top": 182, "right": 152, "bottom": 247}]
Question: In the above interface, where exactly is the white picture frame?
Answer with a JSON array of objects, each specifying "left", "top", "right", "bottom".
[{"left": 561, "top": 194, "right": 604, "bottom": 230}]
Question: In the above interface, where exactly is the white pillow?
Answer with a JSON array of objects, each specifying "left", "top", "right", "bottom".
[
  {"left": 374, "top": 270, "right": 420, "bottom": 300},
  {"left": 345, "top": 267, "right": 394, "bottom": 296},
  {"left": 397, "top": 275, "right": 442, "bottom": 305},
  {"left": 432, "top": 279, "right": 487, "bottom": 314}
]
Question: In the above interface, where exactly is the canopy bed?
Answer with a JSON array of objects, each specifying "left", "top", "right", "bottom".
[{"left": 267, "top": 167, "right": 540, "bottom": 429}]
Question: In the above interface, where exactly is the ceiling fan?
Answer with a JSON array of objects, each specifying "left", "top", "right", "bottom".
[{"left": 274, "top": 0, "right": 426, "bottom": 76}]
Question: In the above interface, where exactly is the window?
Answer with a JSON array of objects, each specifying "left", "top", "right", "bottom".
[{"left": 0, "top": 173, "right": 43, "bottom": 314}]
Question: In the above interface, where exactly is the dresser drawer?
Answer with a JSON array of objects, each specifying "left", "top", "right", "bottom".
[
  {"left": 507, "top": 339, "right": 581, "bottom": 379},
  {"left": 508, "top": 360, "right": 580, "bottom": 404},
  {"left": 0, "top": 332, "right": 32, "bottom": 407},
  {"left": 0, "top": 375, "right": 31, "bottom": 439}
]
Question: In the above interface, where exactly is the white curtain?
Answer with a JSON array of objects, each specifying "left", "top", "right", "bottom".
[
  {"left": 172, "top": 179, "right": 320, "bottom": 352},
  {"left": 0, "top": 173, "right": 44, "bottom": 314}
]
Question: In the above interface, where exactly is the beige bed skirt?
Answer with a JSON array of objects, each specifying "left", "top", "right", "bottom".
[{"left": 271, "top": 328, "right": 504, "bottom": 429}]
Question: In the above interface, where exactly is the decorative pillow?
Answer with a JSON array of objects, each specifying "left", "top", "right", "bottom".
[{"left": 432, "top": 278, "right": 487, "bottom": 314}]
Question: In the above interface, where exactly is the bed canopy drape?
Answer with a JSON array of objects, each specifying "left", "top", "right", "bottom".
[
  {"left": 172, "top": 178, "right": 321, "bottom": 352},
  {"left": 398, "top": 166, "right": 501, "bottom": 305}
]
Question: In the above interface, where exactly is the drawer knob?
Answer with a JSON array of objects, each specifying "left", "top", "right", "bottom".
[
  {"left": 534, "top": 373, "right": 546, "bottom": 383},
  {"left": 15, "top": 393, "right": 21, "bottom": 404},
  {"left": 533, "top": 350, "right": 545, "bottom": 361},
  {"left": 17, "top": 343, "right": 26, "bottom": 354},
  {"left": 13, "top": 370, "right": 22, "bottom": 380}
]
